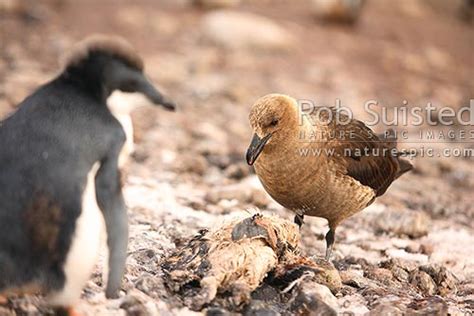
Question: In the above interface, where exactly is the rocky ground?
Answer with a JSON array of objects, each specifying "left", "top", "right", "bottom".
[{"left": 1, "top": 0, "right": 473, "bottom": 315}]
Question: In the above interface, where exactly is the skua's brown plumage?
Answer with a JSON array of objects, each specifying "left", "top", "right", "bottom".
[{"left": 246, "top": 94, "right": 412, "bottom": 259}]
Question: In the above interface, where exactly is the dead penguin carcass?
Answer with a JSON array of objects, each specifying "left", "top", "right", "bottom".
[{"left": 162, "top": 214, "right": 342, "bottom": 312}]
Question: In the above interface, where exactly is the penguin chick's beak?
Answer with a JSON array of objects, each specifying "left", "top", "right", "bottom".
[
  {"left": 137, "top": 77, "right": 176, "bottom": 111},
  {"left": 246, "top": 133, "right": 272, "bottom": 165},
  {"left": 108, "top": 63, "right": 177, "bottom": 111}
]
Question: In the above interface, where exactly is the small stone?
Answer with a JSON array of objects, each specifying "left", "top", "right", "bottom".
[
  {"left": 406, "top": 296, "right": 448, "bottom": 315},
  {"left": 0, "top": 307, "right": 14, "bottom": 316},
  {"left": 193, "top": 0, "right": 241, "bottom": 9},
  {"left": 309, "top": 283, "right": 339, "bottom": 311},
  {"left": 205, "top": 184, "right": 249, "bottom": 204},
  {"left": 224, "top": 163, "right": 250, "bottom": 180},
  {"left": 0, "top": 99, "right": 13, "bottom": 120},
  {"left": 385, "top": 248, "right": 429, "bottom": 263},
  {"left": 340, "top": 269, "right": 366, "bottom": 288},
  {"left": 391, "top": 265, "right": 411, "bottom": 283},
  {"left": 206, "top": 154, "right": 232, "bottom": 169},
  {"left": 201, "top": 10, "right": 294, "bottom": 51},
  {"left": 0, "top": 0, "right": 20, "bottom": 14},
  {"left": 206, "top": 307, "right": 232, "bottom": 315},
  {"left": 176, "top": 154, "right": 209, "bottom": 175},
  {"left": 373, "top": 208, "right": 430, "bottom": 238},
  {"left": 460, "top": 0, "right": 474, "bottom": 22},
  {"left": 419, "top": 243, "right": 434, "bottom": 256},
  {"left": 249, "top": 189, "right": 270, "bottom": 208},
  {"left": 369, "top": 303, "right": 403, "bottom": 315},
  {"left": 419, "top": 264, "right": 458, "bottom": 296},
  {"left": 120, "top": 290, "right": 159, "bottom": 316},
  {"left": 134, "top": 274, "right": 165, "bottom": 299},
  {"left": 311, "top": 0, "right": 365, "bottom": 24},
  {"left": 404, "top": 243, "right": 421, "bottom": 254},
  {"left": 380, "top": 258, "right": 417, "bottom": 283},
  {"left": 364, "top": 267, "right": 395, "bottom": 286},
  {"left": 410, "top": 270, "right": 437, "bottom": 295},
  {"left": 275, "top": 257, "right": 342, "bottom": 294},
  {"left": 338, "top": 294, "right": 370, "bottom": 315},
  {"left": 291, "top": 282, "right": 337, "bottom": 315},
  {"left": 243, "top": 300, "right": 279, "bottom": 316}
]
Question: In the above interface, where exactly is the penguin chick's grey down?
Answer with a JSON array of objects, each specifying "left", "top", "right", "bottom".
[{"left": 0, "top": 34, "right": 175, "bottom": 310}]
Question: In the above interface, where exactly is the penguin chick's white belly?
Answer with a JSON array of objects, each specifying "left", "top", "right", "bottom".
[
  {"left": 48, "top": 163, "right": 105, "bottom": 306},
  {"left": 108, "top": 91, "right": 148, "bottom": 168},
  {"left": 114, "top": 113, "right": 134, "bottom": 168}
]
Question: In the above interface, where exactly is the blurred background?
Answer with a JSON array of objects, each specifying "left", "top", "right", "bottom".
[{"left": 0, "top": 0, "right": 473, "bottom": 314}]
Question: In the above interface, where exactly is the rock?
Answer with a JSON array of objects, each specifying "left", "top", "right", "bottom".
[
  {"left": 224, "top": 163, "right": 250, "bottom": 180},
  {"left": 424, "top": 46, "right": 451, "bottom": 70},
  {"left": 373, "top": 208, "right": 430, "bottom": 238},
  {"left": 369, "top": 303, "right": 403, "bottom": 315},
  {"left": 204, "top": 181, "right": 270, "bottom": 207},
  {"left": 380, "top": 258, "right": 418, "bottom": 281},
  {"left": 8, "top": 296, "right": 45, "bottom": 315},
  {"left": 0, "top": 99, "right": 13, "bottom": 120},
  {"left": 311, "top": 0, "right": 365, "bottom": 24},
  {"left": 206, "top": 307, "right": 232, "bottom": 315},
  {"left": 193, "top": 0, "right": 241, "bottom": 9},
  {"left": 205, "top": 183, "right": 250, "bottom": 204},
  {"left": 384, "top": 249, "right": 429, "bottom": 264},
  {"left": 406, "top": 296, "right": 448, "bottom": 315},
  {"left": 201, "top": 10, "right": 294, "bottom": 51},
  {"left": 272, "top": 256, "right": 342, "bottom": 294},
  {"left": 410, "top": 269, "right": 437, "bottom": 295},
  {"left": 0, "top": 307, "right": 14, "bottom": 316},
  {"left": 120, "top": 290, "right": 160, "bottom": 316},
  {"left": 419, "top": 264, "right": 458, "bottom": 296},
  {"left": 364, "top": 267, "right": 397, "bottom": 287},
  {"left": 308, "top": 283, "right": 339, "bottom": 311},
  {"left": 338, "top": 294, "right": 370, "bottom": 315},
  {"left": 419, "top": 243, "right": 434, "bottom": 256},
  {"left": 459, "top": 0, "right": 474, "bottom": 22},
  {"left": 249, "top": 189, "right": 270, "bottom": 208},
  {"left": 176, "top": 154, "right": 209, "bottom": 175},
  {"left": 206, "top": 154, "right": 233, "bottom": 169},
  {"left": 0, "top": 0, "right": 39, "bottom": 18},
  {"left": 243, "top": 300, "right": 279, "bottom": 316},
  {"left": 3, "top": 66, "right": 48, "bottom": 106},
  {"left": 404, "top": 242, "right": 434, "bottom": 255},
  {"left": 290, "top": 282, "right": 337, "bottom": 315},
  {"left": 0, "top": 0, "right": 20, "bottom": 13},
  {"left": 340, "top": 269, "right": 366, "bottom": 288},
  {"left": 134, "top": 274, "right": 166, "bottom": 299},
  {"left": 386, "top": 265, "right": 410, "bottom": 283}
]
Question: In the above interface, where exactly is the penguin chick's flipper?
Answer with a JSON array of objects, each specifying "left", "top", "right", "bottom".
[{"left": 95, "top": 139, "right": 128, "bottom": 298}]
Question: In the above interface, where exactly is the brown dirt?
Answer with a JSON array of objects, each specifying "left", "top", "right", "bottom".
[{"left": 1, "top": 0, "right": 473, "bottom": 315}]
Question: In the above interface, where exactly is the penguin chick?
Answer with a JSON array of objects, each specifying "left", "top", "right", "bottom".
[
  {"left": 0, "top": 34, "right": 175, "bottom": 312},
  {"left": 246, "top": 94, "right": 412, "bottom": 260}
]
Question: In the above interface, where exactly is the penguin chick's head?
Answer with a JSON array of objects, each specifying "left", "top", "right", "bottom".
[
  {"left": 61, "top": 34, "right": 175, "bottom": 110},
  {"left": 246, "top": 94, "right": 298, "bottom": 165}
]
